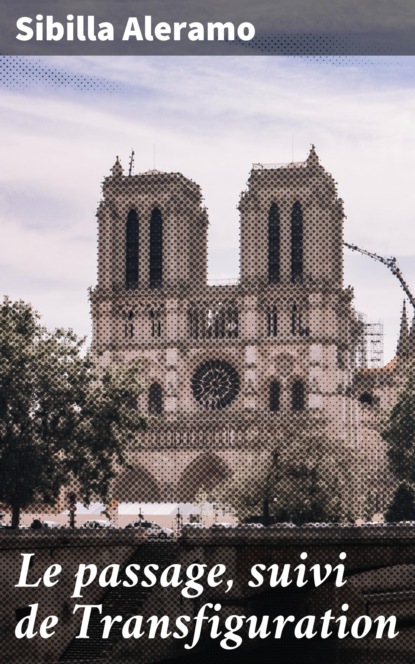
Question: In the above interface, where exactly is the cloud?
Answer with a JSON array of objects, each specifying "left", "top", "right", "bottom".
[{"left": 1, "top": 55, "right": 415, "bottom": 361}]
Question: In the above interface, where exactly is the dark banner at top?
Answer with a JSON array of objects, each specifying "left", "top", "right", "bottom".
[{"left": 1, "top": 0, "right": 415, "bottom": 55}]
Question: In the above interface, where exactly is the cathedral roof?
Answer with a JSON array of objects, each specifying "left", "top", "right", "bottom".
[{"left": 251, "top": 145, "right": 321, "bottom": 172}]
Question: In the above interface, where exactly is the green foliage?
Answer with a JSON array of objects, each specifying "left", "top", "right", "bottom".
[
  {"left": 218, "top": 434, "right": 363, "bottom": 525},
  {"left": 385, "top": 482, "right": 415, "bottom": 522},
  {"left": 382, "top": 371, "right": 415, "bottom": 482},
  {"left": 0, "top": 298, "right": 146, "bottom": 526}
]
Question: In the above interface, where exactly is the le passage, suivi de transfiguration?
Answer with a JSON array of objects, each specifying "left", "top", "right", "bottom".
[{"left": 15, "top": 552, "right": 398, "bottom": 647}]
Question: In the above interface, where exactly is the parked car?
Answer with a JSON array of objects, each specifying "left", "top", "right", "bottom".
[
  {"left": 83, "top": 519, "right": 114, "bottom": 529},
  {"left": 210, "top": 522, "right": 235, "bottom": 529},
  {"left": 181, "top": 523, "right": 206, "bottom": 534},
  {"left": 30, "top": 519, "right": 60, "bottom": 529},
  {"left": 125, "top": 520, "right": 173, "bottom": 539}
]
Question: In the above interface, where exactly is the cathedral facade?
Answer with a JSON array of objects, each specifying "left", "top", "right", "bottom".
[{"left": 90, "top": 146, "right": 388, "bottom": 505}]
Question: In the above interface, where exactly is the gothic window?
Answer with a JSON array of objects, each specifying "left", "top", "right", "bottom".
[
  {"left": 269, "top": 380, "right": 280, "bottom": 412},
  {"left": 192, "top": 360, "right": 240, "bottom": 410},
  {"left": 149, "top": 382, "right": 163, "bottom": 414},
  {"left": 292, "top": 380, "right": 305, "bottom": 411},
  {"left": 291, "top": 303, "right": 310, "bottom": 337},
  {"left": 291, "top": 303, "right": 298, "bottom": 335},
  {"left": 188, "top": 306, "right": 200, "bottom": 339},
  {"left": 268, "top": 203, "right": 280, "bottom": 284},
  {"left": 126, "top": 209, "right": 139, "bottom": 290},
  {"left": 291, "top": 201, "right": 303, "bottom": 283},
  {"left": 150, "top": 207, "right": 163, "bottom": 288},
  {"left": 148, "top": 308, "right": 162, "bottom": 337},
  {"left": 124, "top": 310, "right": 135, "bottom": 338},
  {"left": 267, "top": 305, "right": 278, "bottom": 337}
]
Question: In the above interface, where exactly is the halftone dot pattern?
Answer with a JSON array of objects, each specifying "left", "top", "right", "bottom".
[
  {"left": 2, "top": 147, "right": 415, "bottom": 663},
  {"left": 239, "top": 33, "right": 354, "bottom": 56},
  {"left": 0, "top": 56, "right": 122, "bottom": 92}
]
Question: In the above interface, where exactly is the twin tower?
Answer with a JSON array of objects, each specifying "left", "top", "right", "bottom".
[{"left": 90, "top": 146, "right": 358, "bottom": 503}]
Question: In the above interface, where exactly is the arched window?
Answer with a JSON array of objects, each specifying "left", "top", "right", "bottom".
[
  {"left": 267, "top": 305, "right": 278, "bottom": 337},
  {"left": 291, "top": 303, "right": 298, "bottom": 335},
  {"left": 291, "top": 201, "right": 303, "bottom": 283},
  {"left": 148, "top": 383, "right": 163, "bottom": 414},
  {"left": 149, "top": 309, "right": 161, "bottom": 338},
  {"left": 150, "top": 207, "right": 163, "bottom": 288},
  {"left": 268, "top": 203, "right": 280, "bottom": 284},
  {"left": 291, "top": 303, "right": 310, "bottom": 337},
  {"left": 188, "top": 305, "right": 200, "bottom": 339},
  {"left": 126, "top": 210, "right": 139, "bottom": 289},
  {"left": 124, "top": 310, "right": 134, "bottom": 338},
  {"left": 269, "top": 381, "right": 280, "bottom": 412},
  {"left": 292, "top": 380, "right": 305, "bottom": 411}
]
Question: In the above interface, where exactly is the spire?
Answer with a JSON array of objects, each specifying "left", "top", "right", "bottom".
[
  {"left": 397, "top": 300, "right": 409, "bottom": 358},
  {"left": 306, "top": 144, "right": 320, "bottom": 167},
  {"left": 111, "top": 156, "right": 123, "bottom": 177},
  {"left": 408, "top": 311, "right": 415, "bottom": 358}
]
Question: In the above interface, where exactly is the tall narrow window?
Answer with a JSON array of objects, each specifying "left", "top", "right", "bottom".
[
  {"left": 267, "top": 305, "right": 278, "bottom": 337},
  {"left": 150, "top": 207, "right": 163, "bottom": 288},
  {"left": 149, "top": 308, "right": 162, "bottom": 337},
  {"left": 292, "top": 380, "right": 305, "bottom": 411},
  {"left": 291, "top": 201, "right": 303, "bottom": 283},
  {"left": 126, "top": 210, "right": 139, "bottom": 289},
  {"left": 268, "top": 203, "right": 280, "bottom": 284},
  {"left": 269, "top": 381, "right": 280, "bottom": 412},
  {"left": 291, "top": 303, "right": 298, "bottom": 335},
  {"left": 149, "top": 382, "right": 163, "bottom": 414},
  {"left": 124, "top": 310, "right": 134, "bottom": 338},
  {"left": 291, "top": 303, "right": 310, "bottom": 337},
  {"left": 188, "top": 305, "right": 200, "bottom": 339}
]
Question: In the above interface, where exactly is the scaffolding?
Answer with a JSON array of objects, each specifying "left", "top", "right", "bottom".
[
  {"left": 355, "top": 312, "right": 384, "bottom": 368},
  {"left": 365, "top": 320, "right": 384, "bottom": 368}
]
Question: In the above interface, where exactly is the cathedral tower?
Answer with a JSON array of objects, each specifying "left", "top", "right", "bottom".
[{"left": 91, "top": 148, "right": 358, "bottom": 503}]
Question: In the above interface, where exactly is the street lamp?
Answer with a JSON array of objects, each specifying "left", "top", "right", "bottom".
[
  {"left": 68, "top": 492, "right": 76, "bottom": 529},
  {"left": 176, "top": 507, "right": 183, "bottom": 535}
]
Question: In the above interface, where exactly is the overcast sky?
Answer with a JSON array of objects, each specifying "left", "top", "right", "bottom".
[{"left": 1, "top": 55, "right": 415, "bottom": 362}]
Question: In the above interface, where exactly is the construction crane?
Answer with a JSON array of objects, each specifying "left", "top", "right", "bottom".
[{"left": 344, "top": 242, "right": 415, "bottom": 311}]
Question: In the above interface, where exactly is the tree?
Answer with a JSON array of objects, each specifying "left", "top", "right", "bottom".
[
  {"left": 218, "top": 434, "right": 363, "bottom": 525},
  {"left": 385, "top": 482, "right": 415, "bottom": 522},
  {"left": 0, "top": 298, "right": 146, "bottom": 527},
  {"left": 382, "top": 370, "right": 415, "bottom": 482}
]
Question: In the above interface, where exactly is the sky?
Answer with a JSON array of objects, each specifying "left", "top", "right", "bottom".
[{"left": 1, "top": 55, "right": 415, "bottom": 362}]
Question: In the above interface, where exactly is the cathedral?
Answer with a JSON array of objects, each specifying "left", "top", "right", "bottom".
[{"left": 89, "top": 146, "right": 406, "bottom": 508}]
